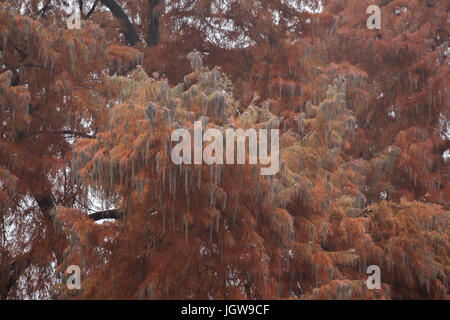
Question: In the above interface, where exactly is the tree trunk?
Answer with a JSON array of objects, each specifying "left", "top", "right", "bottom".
[
  {"left": 0, "top": 192, "right": 60, "bottom": 299},
  {"left": 147, "top": 0, "right": 161, "bottom": 47}
]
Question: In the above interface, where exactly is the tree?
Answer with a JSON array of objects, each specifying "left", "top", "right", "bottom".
[
  {"left": 1, "top": 0, "right": 448, "bottom": 300},
  {"left": 0, "top": 2, "right": 140, "bottom": 298}
]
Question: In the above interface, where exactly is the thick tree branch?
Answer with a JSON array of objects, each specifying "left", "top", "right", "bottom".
[
  {"left": 88, "top": 208, "right": 157, "bottom": 221},
  {"left": 88, "top": 209, "right": 123, "bottom": 221},
  {"left": 100, "top": 0, "right": 139, "bottom": 46}
]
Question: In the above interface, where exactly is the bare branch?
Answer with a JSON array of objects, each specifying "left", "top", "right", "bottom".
[
  {"left": 86, "top": 0, "right": 100, "bottom": 19},
  {"left": 100, "top": 0, "right": 140, "bottom": 46},
  {"left": 88, "top": 209, "right": 123, "bottom": 221}
]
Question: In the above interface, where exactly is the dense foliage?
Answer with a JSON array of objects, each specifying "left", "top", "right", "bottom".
[{"left": 0, "top": 0, "right": 448, "bottom": 299}]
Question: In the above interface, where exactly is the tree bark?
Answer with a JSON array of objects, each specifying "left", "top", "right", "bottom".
[{"left": 100, "top": 0, "right": 140, "bottom": 46}]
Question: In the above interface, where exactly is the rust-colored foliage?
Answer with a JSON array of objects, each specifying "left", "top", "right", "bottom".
[{"left": 0, "top": 0, "right": 448, "bottom": 300}]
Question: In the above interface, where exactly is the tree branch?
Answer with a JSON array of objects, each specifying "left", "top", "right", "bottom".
[
  {"left": 100, "top": 0, "right": 139, "bottom": 46},
  {"left": 58, "top": 130, "right": 97, "bottom": 139},
  {"left": 78, "top": 0, "right": 84, "bottom": 16},
  {"left": 1, "top": 256, "right": 32, "bottom": 300},
  {"left": 87, "top": 207, "right": 157, "bottom": 221},
  {"left": 88, "top": 209, "right": 123, "bottom": 221},
  {"left": 24, "top": 130, "right": 97, "bottom": 140},
  {"left": 86, "top": 0, "right": 100, "bottom": 19},
  {"left": 35, "top": 0, "right": 52, "bottom": 18}
]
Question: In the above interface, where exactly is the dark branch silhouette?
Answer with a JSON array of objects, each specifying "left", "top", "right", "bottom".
[
  {"left": 87, "top": 0, "right": 100, "bottom": 18},
  {"left": 88, "top": 209, "right": 123, "bottom": 221},
  {"left": 100, "top": 0, "right": 140, "bottom": 46},
  {"left": 88, "top": 208, "right": 157, "bottom": 221}
]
